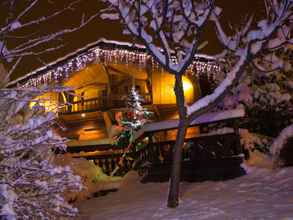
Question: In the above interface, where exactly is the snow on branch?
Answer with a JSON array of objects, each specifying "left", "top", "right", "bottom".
[
  {"left": 101, "top": 0, "right": 292, "bottom": 121},
  {"left": 3, "top": 14, "right": 99, "bottom": 61},
  {"left": 0, "top": 87, "right": 82, "bottom": 219},
  {"left": 101, "top": 0, "right": 214, "bottom": 75},
  {"left": 271, "top": 124, "right": 293, "bottom": 161},
  {"left": 187, "top": 47, "right": 249, "bottom": 118},
  {"left": 1, "top": 0, "right": 82, "bottom": 35},
  {"left": 0, "top": 0, "right": 99, "bottom": 79},
  {"left": 187, "top": 0, "right": 292, "bottom": 119},
  {"left": 0, "top": 0, "right": 39, "bottom": 34},
  {"left": 212, "top": 0, "right": 292, "bottom": 54},
  {"left": 101, "top": 0, "right": 292, "bottom": 208}
]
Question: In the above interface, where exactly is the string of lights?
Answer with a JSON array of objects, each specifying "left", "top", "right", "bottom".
[{"left": 18, "top": 45, "right": 222, "bottom": 88}]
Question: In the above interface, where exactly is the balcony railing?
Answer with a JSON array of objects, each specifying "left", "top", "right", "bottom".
[
  {"left": 58, "top": 94, "right": 152, "bottom": 114},
  {"left": 58, "top": 98, "right": 103, "bottom": 114}
]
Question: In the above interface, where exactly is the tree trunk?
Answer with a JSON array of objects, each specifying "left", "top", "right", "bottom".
[{"left": 167, "top": 74, "right": 188, "bottom": 208}]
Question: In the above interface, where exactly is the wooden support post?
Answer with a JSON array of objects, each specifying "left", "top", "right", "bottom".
[{"left": 233, "top": 120, "right": 242, "bottom": 155}]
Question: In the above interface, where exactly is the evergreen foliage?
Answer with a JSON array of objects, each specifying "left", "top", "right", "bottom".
[{"left": 114, "top": 86, "right": 152, "bottom": 150}]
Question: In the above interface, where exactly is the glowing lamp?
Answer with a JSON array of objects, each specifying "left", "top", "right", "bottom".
[{"left": 182, "top": 78, "right": 193, "bottom": 92}]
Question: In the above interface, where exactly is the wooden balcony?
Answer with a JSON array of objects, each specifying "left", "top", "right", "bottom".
[
  {"left": 58, "top": 98, "right": 104, "bottom": 114},
  {"left": 58, "top": 94, "right": 152, "bottom": 114}
]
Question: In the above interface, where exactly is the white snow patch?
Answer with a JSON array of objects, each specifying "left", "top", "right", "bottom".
[
  {"left": 76, "top": 166, "right": 293, "bottom": 220},
  {"left": 271, "top": 124, "right": 293, "bottom": 158}
]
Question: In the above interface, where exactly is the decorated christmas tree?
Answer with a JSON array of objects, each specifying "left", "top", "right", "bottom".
[
  {"left": 125, "top": 86, "right": 152, "bottom": 129},
  {"left": 111, "top": 87, "right": 152, "bottom": 175},
  {"left": 114, "top": 86, "right": 152, "bottom": 150}
]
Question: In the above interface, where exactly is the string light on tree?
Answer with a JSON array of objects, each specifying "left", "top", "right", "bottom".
[{"left": 114, "top": 86, "right": 152, "bottom": 149}]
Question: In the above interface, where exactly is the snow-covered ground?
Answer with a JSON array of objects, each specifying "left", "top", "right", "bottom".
[{"left": 76, "top": 165, "right": 293, "bottom": 220}]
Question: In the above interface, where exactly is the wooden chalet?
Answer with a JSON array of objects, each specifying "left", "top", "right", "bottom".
[{"left": 9, "top": 39, "right": 245, "bottom": 180}]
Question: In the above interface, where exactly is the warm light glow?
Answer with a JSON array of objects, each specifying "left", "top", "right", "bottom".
[
  {"left": 81, "top": 113, "right": 86, "bottom": 118},
  {"left": 29, "top": 93, "right": 58, "bottom": 113},
  {"left": 183, "top": 78, "right": 193, "bottom": 92},
  {"left": 15, "top": 42, "right": 221, "bottom": 88}
]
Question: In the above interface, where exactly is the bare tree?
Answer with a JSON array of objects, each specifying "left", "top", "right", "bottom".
[
  {"left": 0, "top": 0, "right": 99, "bottom": 83},
  {"left": 101, "top": 0, "right": 292, "bottom": 207}
]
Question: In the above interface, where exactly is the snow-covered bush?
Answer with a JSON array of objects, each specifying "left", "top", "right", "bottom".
[
  {"left": 54, "top": 154, "right": 121, "bottom": 202},
  {"left": 240, "top": 129, "right": 271, "bottom": 153},
  {"left": 0, "top": 65, "right": 82, "bottom": 219},
  {"left": 218, "top": 48, "right": 292, "bottom": 153},
  {"left": 0, "top": 0, "right": 100, "bottom": 217}
]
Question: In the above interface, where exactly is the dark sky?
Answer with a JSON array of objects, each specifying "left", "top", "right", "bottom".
[{"left": 2, "top": 0, "right": 265, "bottom": 80}]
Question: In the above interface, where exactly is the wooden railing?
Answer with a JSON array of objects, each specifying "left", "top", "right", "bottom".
[
  {"left": 69, "top": 133, "right": 243, "bottom": 176},
  {"left": 65, "top": 109, "right": 245, "bottom": 177},
  {"left": 59, "top": 98, "right": 103, "bottom": 114},
  {"left": 135, "top": 133, "right": 243, "bottom": 181},
  {"left": 59, "top": 94, "right": 152, "bottom": 114}
]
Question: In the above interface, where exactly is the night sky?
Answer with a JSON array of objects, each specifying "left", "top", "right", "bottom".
[{"left": 1, "top": 0, "right": 266, "bottom": 80}]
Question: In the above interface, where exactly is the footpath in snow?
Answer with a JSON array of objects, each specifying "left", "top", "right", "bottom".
[{"left": 76, "top": 166, "right": 293, "bottom": 220}]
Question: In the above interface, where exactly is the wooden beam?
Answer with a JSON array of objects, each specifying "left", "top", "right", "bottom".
[{"left": 107, "top": 65, "right": 133, "bottom": 77}]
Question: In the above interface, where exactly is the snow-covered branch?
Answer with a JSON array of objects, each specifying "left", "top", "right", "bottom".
[
  {"left": 187, "top": 46, "right": 249, "bottom": 118},
  {"left": 0, "top": 60, "right": 82, "bottom": 217},
  {"left": 0, "top": 0, "right": 81, "bottom": 35},
  {"left": 0, "top": 0, "right": 39, "bottom": 34},
  {"left": 101, "top": 0, "right": 292, "bottom": 208},
  {"left": 271, "top": 124, "right": 293, "bottom": 161},
  {"left": 188, "top": 0, "right": 292, "bottom": 119},
  {"left": 3, "top": 13, "right": 99, "bottom": 60},
  {"left": 0, "top": 87, "right": 82, "bottom": 219},
  {"left": 101, "top": 0, "right": 213, "bottom": 75},
  {"left": 0, "top": 0, "right": 99, "bottom": 79}
]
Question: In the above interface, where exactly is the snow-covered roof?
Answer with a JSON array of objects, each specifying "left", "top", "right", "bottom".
[
  {"left": 134, "top": 108, "right": 245, "bottom": 140},
  {"left": 8, "top": 38, "right": 222, "bottom": 88}
]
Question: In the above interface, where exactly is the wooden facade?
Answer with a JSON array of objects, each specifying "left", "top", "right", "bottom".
[
  {"left": 65, "top": 109, "right": 245, "bottom": 180},
  {"left": 10, "top": 39, "right": 245, "bottom": 180},
  {"left": 14, "top": 40, "right": 220, "bottom": 142}
]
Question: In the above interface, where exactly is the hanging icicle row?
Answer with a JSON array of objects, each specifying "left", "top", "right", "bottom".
[{"left": 18, "top": 45, "right": 223, "bottom": 88}]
